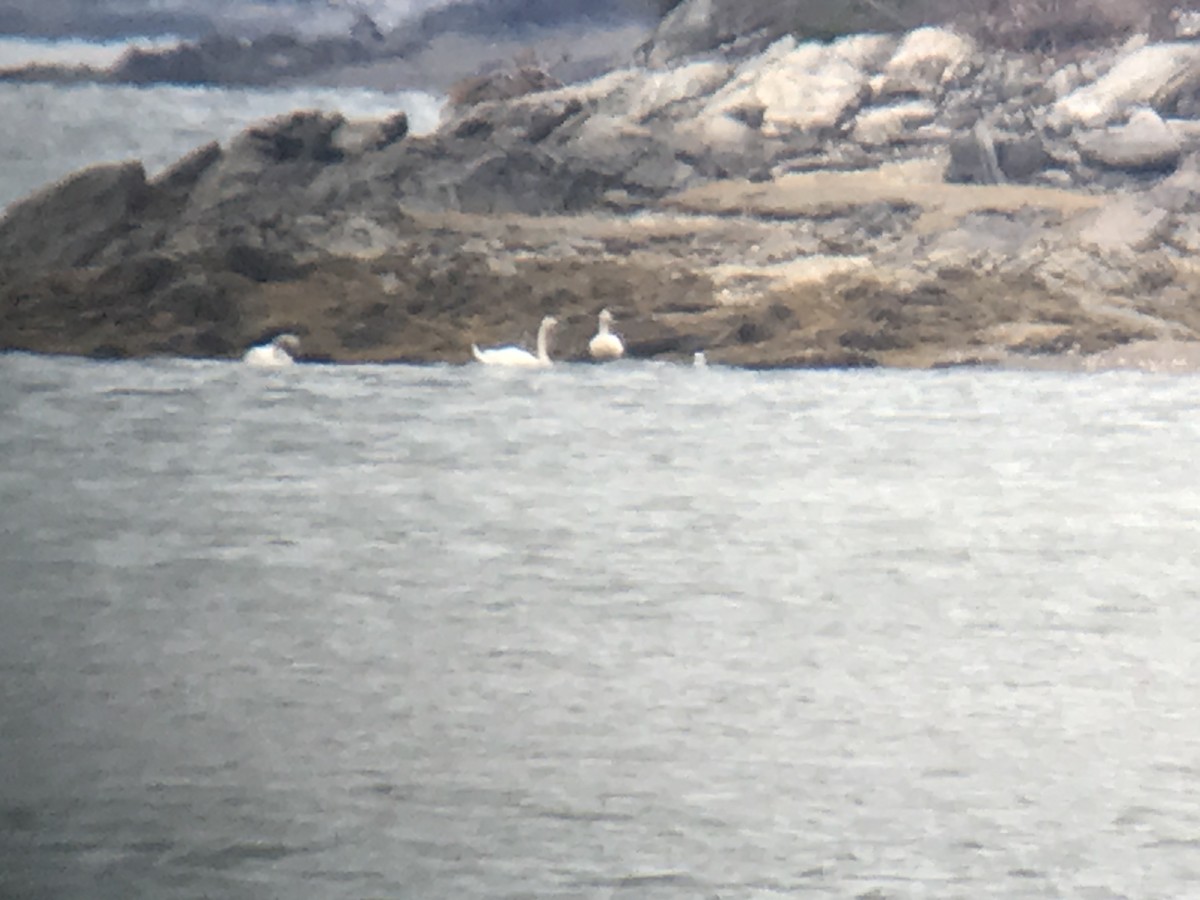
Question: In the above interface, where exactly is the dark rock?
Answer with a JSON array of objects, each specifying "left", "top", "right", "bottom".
[
  {"left": 153, "top": 141, "right": 223, "bottom": 194},
  {"left": 526, "top": 100, "right": 585, "bottom": 143},
  {"left": 454, "top": 149, "right": 611, "bottom": 214},
  {"left": 107, "top": 32, "right": 379, "bottom": 88},
  {"left": 247, "top": 111, "right": 346, "bottom": 164},
  {"left": 449, "top": 66, "right": 563, "bottom": 107},
  {"left": 996, "top": 136, "right": 1053, "bottom": 181},
  {"left": 947, "top": 131, "right": 1053, "bottom": 184},
  {"left": 0, "top": 162, "right": 149, "bottom": 271},
  {"left": 224, "top": 245, "right": 308, "bottom": 283}
]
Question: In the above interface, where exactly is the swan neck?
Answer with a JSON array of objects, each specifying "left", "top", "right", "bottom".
[{"left": 536, "top": 321, "right": 551, "bottom": 362}]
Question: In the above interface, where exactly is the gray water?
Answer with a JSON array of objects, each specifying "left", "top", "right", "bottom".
[
  {"left": 0, "top": 64, "right": 443, "bottom": 211},
  {"left": 4, "top": 352, "right": 1200, "bottom": 898}
]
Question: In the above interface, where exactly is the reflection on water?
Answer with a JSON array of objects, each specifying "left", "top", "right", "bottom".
[{"left": 3, "top": 352, "right": 1200, "bottom": 899}]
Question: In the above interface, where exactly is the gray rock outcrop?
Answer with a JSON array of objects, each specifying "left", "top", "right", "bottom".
[{"left": 6, "top": 17, "right": 1200, "bottom": 370}]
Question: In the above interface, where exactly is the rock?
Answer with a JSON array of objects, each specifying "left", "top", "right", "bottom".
[
  {"left": 704, "top": 37, "right": 871, "bottom": 136},
  {"left": 626, "top": 60, "right": 732, "bottom": 120},
  {"left": 1076, "top": 107, "right": 1182, "bottom": 172},
  {"left": 1052, "top": 42, "right": 1200, "bottom": 127},
  {"left": 1077, "top": 197, "right": 1170, "bottom": 252},
  {"left": 10, "top": 23, "right": 1200, "bottom": 369},
  {"left": 448, "top": 65, "right": 562, "bottom": 107},
  {"left": 947, "top": 129, "right": 1053, "bottom": 184},
  {"left": 332, "top": 112, "right": 410, "bottom": 156},
  {"left": 0, "top": 162, "right": 149, "bottom": 272},
  {"left": 995, "top": 136, "right": 1054, "bottom": 182},
  {"left": 873, "top": 26, "right": 976, "bottom": 97},
  {"left": 852, "top": 101, "right": 937, "bottom": 146},
  {"left": 245, "top": 110, "right": 347, "bottom": 164},
  {"left": 153, "top": 142, "right": 223, "bottom": 195},
  {"left": 107, "top": 32, "right": 379, "bottom": 87}
]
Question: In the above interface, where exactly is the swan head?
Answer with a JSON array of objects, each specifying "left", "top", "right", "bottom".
[
  {"left": 598, "top": 309, "right": 613, "bottom": 325},
  {"left": 272, "top": 333, "right": 301, "bottom": 353},
  {"left": 540, "top": 316, "right": 558, "bottom": 331}
]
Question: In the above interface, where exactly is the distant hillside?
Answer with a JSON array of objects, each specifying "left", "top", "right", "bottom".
[
  {"left": 0, "top": 0, "right": 337, "bottom": 39},
  {"left": 0, "top": 0, "right": 664, "bottom": 40},
  {"left": 406, "top": 0, "right": 660, "bottom": 39}
]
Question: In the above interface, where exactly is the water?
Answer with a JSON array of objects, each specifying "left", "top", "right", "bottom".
[
  {"left": 4, "top": 351, "right": 1200, "bottom": 898},
  {"left": 0, "top": 36, "right": 445, "bottom": 211}
]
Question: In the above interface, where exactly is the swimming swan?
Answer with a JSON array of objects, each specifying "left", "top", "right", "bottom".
[
  {"left": 472, "top": 316, "right": 558, "bottom": 367},
  {"left": 588, "top": 308, "right": 624, "bottom": 361},
  {"left": 243, "top": 333, "right": 300, "bottom": 368},
  {"left": 693, "top": 351, "right": 707, "bottom": 368}
]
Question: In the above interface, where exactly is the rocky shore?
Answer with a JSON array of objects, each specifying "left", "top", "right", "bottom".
[{"left": 5, "top": 7, "right": 1200, "bottom": 370}]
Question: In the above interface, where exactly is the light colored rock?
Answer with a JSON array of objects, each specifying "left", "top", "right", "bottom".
[
  {"left": 675, "top": 112, "right": 757, "bottom": 150},
  {"left": 1046, "top": 63, "right": 1085, "bottom": 100},
  {"left": 829, "top": 33, "right": 896, "bottom": 71},
  {"left": 875, "top": 26, "right": 975, "bottom": 96},
  {"left": 706, "top": 39, "right": 869, "bottom": 136},
  {"left": 1077, "top": 196, "right": 1170, "bottom": 252},
  {"left": 1076, "top": 107, "right": 1182, "bottom": 171},
  {"left": 852, "top": 100, "right": 937, "bottom": 146},
  {"left": 1164, "top": 117, "right": 1200, "bottom": 151},
  {"left": 1173, "top": 9, "right": 1200, "bottom": 38},
  {"left": 627, "top": 61, "right": 732, "bottom": 121},
  {"left": 1052, "top": 42, "right": 1200, "bottom": 128}
]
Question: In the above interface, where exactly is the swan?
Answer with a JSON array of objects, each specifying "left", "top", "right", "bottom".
[
  {"left": 472, "top": 316, "right": 557, "bottom": 367},
  {"left": 693, "top": 351, "right": 707, "bottom": 368},
  {"left": 243, "top": 333, "right": 300, "bottom": 368},
  {"left": 588, "top": 308, "right": 624, "bottom": 361}
]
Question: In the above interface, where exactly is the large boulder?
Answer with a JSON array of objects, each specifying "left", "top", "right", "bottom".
[
  {"left": 703, "top": 36, "right": 880, "bottom": 136},
  {"left": 852, "top": 100, "right": 937, "bottom": 146},
  {"left": 1052, "top": 41, "right": 1200, "bottom": 128},
  {"left": 0, "top": 162, "right": 150, "bottom": 272},
  {"left": 871, "top": 26, "right": 976, "bottom": 98},
  {"left": 1076, "top": 107, "right": 1182, "bottom": 172}
]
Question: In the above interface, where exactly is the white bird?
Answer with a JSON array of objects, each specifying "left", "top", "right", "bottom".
[
  {"left": 693, "top": 350, "right": 707, "bottom": 368},
  {"left": 242, "top": 333, "right": 301, "bottom": 368},
  {"left": 472, "top": 316, "right": 558, "bottom": 368},
  {"left": 588, "top": 308, "right": 624, "bottom": 361}
]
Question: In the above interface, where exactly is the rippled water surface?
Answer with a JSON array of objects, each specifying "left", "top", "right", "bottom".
[
  {"left": 3, "top": 353, "right": 1200, "bottom": 899},
  {"left": 0, "top": 71, "right": 442, "bottom": 210}
]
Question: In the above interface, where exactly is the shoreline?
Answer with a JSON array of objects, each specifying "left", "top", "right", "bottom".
[{"left": 4, "top": 15, "right": 1200, "bottom": 371}]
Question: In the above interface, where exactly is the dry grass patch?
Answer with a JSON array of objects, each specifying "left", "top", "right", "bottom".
[{"left": 668, "top": 161, "right": 1106, "bottom": 233}]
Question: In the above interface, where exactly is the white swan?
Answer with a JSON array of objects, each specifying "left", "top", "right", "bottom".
[
  {"left": 588, "top": 308, "right": 625, "bottom": 361},
  {"left": 693, "top": 351, "right": 707, "bottom": 368},
  {"left": 472, "top": 316, "right": 557, "bottom": 367},
  {"left": 243, "top": 333, "right": 300, "bottom": 368}
]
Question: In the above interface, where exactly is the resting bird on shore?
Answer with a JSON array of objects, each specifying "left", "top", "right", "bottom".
[
  {"left": 693, "top": 351, "right": 707, "bottom": 368},
  {"left": 243, "top": 333, "right": 301, "bottom": 368},
  {"left": 588, "top": 309, "right": 624, "bottom": 361},
  {"left": 472, "top": 316, "right": 557, "bottom": 368}
]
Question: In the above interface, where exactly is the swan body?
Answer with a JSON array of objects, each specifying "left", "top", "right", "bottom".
[
  {"left": 472, "top": 316, "right": 557, "bottom": 368},
  {"left": 588, "top": 309, "right": 624, "bottom": 361},
  {"left": 243, "top": 333, "right": 300, "bottom": 368}
]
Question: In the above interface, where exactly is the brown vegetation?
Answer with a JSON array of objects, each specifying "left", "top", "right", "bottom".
[{"left": 658, "top": 0, "right": 1181, "bottom": 52}]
